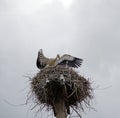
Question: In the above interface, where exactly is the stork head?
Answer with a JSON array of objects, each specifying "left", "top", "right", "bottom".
[
  {"left": 38, "top": 49, "right": 43, "bottom": 55},
  {"left": 38, "top": 49, "right": 45, "bottom": 58}
]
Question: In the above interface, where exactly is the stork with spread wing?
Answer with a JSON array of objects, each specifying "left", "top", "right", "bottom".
[
  {"left": 54, "top": 54, "right": 83, "bottom": 68},
  {"left": 36, "top": 49, "right": 83, "bottom": 69}
]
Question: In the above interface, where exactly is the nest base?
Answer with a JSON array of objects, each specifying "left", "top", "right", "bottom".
[{"left": 30, "top": 65, "right": 93, "bottom": 117}]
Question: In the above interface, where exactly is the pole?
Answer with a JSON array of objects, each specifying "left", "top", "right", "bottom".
[{"left": 54, "top": 98, "right": 67, "bottom": 118}]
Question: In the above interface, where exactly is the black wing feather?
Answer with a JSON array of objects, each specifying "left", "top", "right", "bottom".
[
  {"left": 36, "top": 57, "right": 46, "bottom": 69},
  {"left": 58, "top": 57, "right": 83, "bottom": 68}
]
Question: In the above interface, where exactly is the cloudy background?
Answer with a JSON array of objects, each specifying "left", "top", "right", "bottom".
[{"left": 0, "top": 0, "right": 120, "bottom": 118}]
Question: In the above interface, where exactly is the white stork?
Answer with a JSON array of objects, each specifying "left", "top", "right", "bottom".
[
  {"left": 36, "top": 49, "right": 83, "bottom": 69},
  {"left": 36, "top": 49, "right": 59, "bottom": 69}
]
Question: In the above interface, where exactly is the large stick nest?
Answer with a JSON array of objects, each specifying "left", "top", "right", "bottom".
[{"left": 30, "top": 65, "right": 93, "bottom": 117}]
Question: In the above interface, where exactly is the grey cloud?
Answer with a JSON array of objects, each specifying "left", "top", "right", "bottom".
[{"left": 0, "top": 0, "right": 120, "bottom": 118}]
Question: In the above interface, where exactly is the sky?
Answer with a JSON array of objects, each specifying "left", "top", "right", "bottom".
[{"left": 0, "top": 0, "right": 120, "bottom": 118}]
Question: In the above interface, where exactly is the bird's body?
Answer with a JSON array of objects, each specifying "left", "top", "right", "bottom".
[
  {"left": 36, "top": 50, "right": 49, "bottom": 69},
  {"left": 36, "top": 49, "right": 59, "bottom": 69},
  {"left": 36, "top": 49, "right": 83, "bottom": 69},
  {"left": 47, "top": 58, "right": 57, "bottom": 66}
]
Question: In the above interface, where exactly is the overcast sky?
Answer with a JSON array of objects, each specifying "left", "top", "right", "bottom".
[{"left": 0, "top": 0, "right": 120, "bottom": 118}]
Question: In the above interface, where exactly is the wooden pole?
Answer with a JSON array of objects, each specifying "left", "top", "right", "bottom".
[
  {"left": 54, "top": 98, "right": 67, "bottom": 118},
  {"left": 53, "top": 74, "right": 67, "bottom": 118}
]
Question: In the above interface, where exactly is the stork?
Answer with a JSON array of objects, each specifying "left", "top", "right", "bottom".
[{"left": 36, "top": 49, "right": 60, "bottom": 69}]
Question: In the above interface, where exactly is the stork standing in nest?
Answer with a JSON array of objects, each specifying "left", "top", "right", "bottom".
[{"left": 36, "top": 49, "right": 83, "bottom": 69}]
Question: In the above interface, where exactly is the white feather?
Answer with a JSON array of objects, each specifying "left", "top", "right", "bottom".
[{"left": 57, "top": 54, "right": 74, "bottom": 64}]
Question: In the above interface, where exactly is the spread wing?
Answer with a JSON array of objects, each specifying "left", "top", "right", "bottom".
[{"left": 57, "top": 54, "right": 83, "bottom": 68}]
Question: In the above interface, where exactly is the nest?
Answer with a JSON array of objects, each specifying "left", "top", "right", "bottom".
[{"left": 30, "top": 65, "right": 93, "bottom": 117}]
